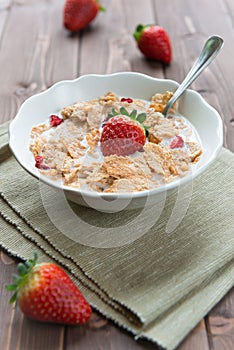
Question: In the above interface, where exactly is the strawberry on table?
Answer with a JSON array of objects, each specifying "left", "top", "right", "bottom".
[
  {"left": 100, "top": 107, "right": 147, "bottom": 157},
  {"left": 63, "top": 0, "right": 105, "bottom": 32},
  {"left": 133, "top": 24, "right": 172, "bottom": 64},
  {"left": 6, "top": 253, "right": 92, "bottom": 325}
]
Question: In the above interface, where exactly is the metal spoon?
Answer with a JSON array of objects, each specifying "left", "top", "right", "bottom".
[{"left": 162, "top": 35, "right": 224, "bottom": 117}]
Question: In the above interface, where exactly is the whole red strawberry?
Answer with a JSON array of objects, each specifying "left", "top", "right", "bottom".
[
  {"left": 100, "top": 107, "right": 147, "bottom": 156},
  {"left": 63, "top": 0, "right": 105, "bottom": 32},
  {"left": 6, "top": 253, "right": 92, "bottom": 325},
  {"left": 133, "top": 24, "right": 172, "bottom": 64}
]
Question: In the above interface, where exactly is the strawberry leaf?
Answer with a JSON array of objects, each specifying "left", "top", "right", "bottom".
[
  {"left": 99, "top": 5, "right": 106, "bottom": 12},
  {"left": 136, "top": 113, "right": 147, "bottom": 123},
  {"left": 18, "top": 263, "right": 28, "bottom": 276},
  {"left": 6, "top": 252, "right": 39, "bottom": 304},
  {"left": 12, "top": 274, "right": 21, "bottom": 284},
  {"left": 9, "top": 292, "right": 17, "bottom": 304},
  {"left": 111, "top": 108, "right": 119, "bottom": 116},
  {"left": 133, "top": 24, "right": 146, "bottom": 41},
  {"left": 5, "top": 284, "right": 17, "bottom": 291},
  {"left": 120, "top": 107, "right": 129, "bottom": 116},
  {"left": 129, "top": 110, "right": 137, "bottom": 120}
]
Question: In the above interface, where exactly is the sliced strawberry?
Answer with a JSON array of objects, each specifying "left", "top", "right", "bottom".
[
  {"left": 120, "top": 97, "right": 133, "bottom": 103},
  {"left": 6, "top": 253, "right": 92, "bottom": 325},
  {"left": 35, "top": 155, "right": 50, "bottom": 170},
  {"left": 170, "top": 135, "right": 184, "bottom": 149},
  {"left": 49, "top": 115, "right": 64, "bottom": 127},
  {"left": 133, "top": 24, "right": 172, "bottom": 64}
]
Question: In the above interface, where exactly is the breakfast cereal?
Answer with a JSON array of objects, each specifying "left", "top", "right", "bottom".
[{"left": 29, "top": 92, "right": 202, "bottom": 192}]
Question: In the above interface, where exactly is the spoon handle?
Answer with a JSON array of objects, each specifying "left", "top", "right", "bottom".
[{"left": 163, "top": 35, "right": 224, "bottom": 117}]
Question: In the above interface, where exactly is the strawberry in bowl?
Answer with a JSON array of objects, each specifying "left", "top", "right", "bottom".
[
  {"left": 100, "top": 107, "right": 147, "bottom": 156},
  {"left": 9, "top": 72, "right": 223, "bottom": 211}
]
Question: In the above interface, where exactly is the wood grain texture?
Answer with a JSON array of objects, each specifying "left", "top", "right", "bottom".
[
  {"left": 0, "top": 1, "right": 12, "bottom": 41},
  {"left": 0, "top": 0, "right": 234, "bottom": 349},
  {"left": 66, "top": 312, "right": 160, "bottom": 350},
  {"left": 207, "top": 287, "right": 234, "bottom": 350},
  {"left": 154, "top": 0, "right": 234, "bottom": 151},
  {"left": 0, "top": 0, "right": 78, "bottom": 123},
  {"left": 78, "top": 0, "right": 164, "bottom": 77}
]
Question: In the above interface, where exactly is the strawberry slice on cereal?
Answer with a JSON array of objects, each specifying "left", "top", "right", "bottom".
[
  {"left": 50, "top": 115, "right": 64, "bottom": 127},
  {"left": 35, "top": 155, "right": 50, "bottom": 170},
  {"left": 100, "top": 107, "right": 147, "bottom": 156},
  {"left": 170, "top": 135, "right": 184, "bottom": 149}
]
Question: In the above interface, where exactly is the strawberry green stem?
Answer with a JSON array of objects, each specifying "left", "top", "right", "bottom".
[
  {"left": 98, "top": 1, "right": 106, "bottom": 12},
  {"left": 5, "top": 252, "right": 38, "bottom": 304},
  {"left": 133, "top": 24, "right": 147, "bottom": 41},
  {"left": 107, "top": 107, "right": 148, "bottom": 133}
]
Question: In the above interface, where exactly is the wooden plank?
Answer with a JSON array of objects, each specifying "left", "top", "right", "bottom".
[
  {"left": 0, "top": 0, "right": 78, "bottom": 123},
  {"left": 0, "top": 251, "right": 17, "bottom": 350},
  {"left": 206, "top": 288, "right": 234, "bottom": 350},
  {"left": 79, "top": 0, "right": 165, "bottom": 78},
  {"left": 0, "top": 0, "right": 12, "bottom": 11},
  {"left": 224, "top": 0, "right": 234, "bottom": 17},
  {"left": 154, "top": 0, "right": 234, "bottom": 151},
  {"left": 12, "top": 318, "right": 65, "bottom": 350},
  {"left": 0, "top": 1, "right": 12, "bottom": 45},
  {"left": 65, "top": 311, "right": 160, "bottom": 350},
  {"left": 123, "top": 0, "right": 165, "bottom": 78}
]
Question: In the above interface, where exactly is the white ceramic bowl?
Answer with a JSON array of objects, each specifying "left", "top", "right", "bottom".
[{"left": 9, "top": 72, "right": 223, "bottom": 212}]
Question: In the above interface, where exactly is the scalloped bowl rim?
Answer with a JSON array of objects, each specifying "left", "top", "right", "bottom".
[{"left": 9, "top": 72, "right": 223, "bottom": 201}]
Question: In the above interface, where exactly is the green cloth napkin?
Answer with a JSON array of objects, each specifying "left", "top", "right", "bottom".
[{"left": 0, "top": 121, "right": 233, "bottom": 350}]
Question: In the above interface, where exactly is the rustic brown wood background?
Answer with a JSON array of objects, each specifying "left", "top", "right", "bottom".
[{"left": 0, "top": 0, "right": 233, "bottom": 349}]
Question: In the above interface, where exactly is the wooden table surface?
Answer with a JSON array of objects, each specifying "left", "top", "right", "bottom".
[{"left": 0, "top": 0, "right": 233, "bottom": 349}]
